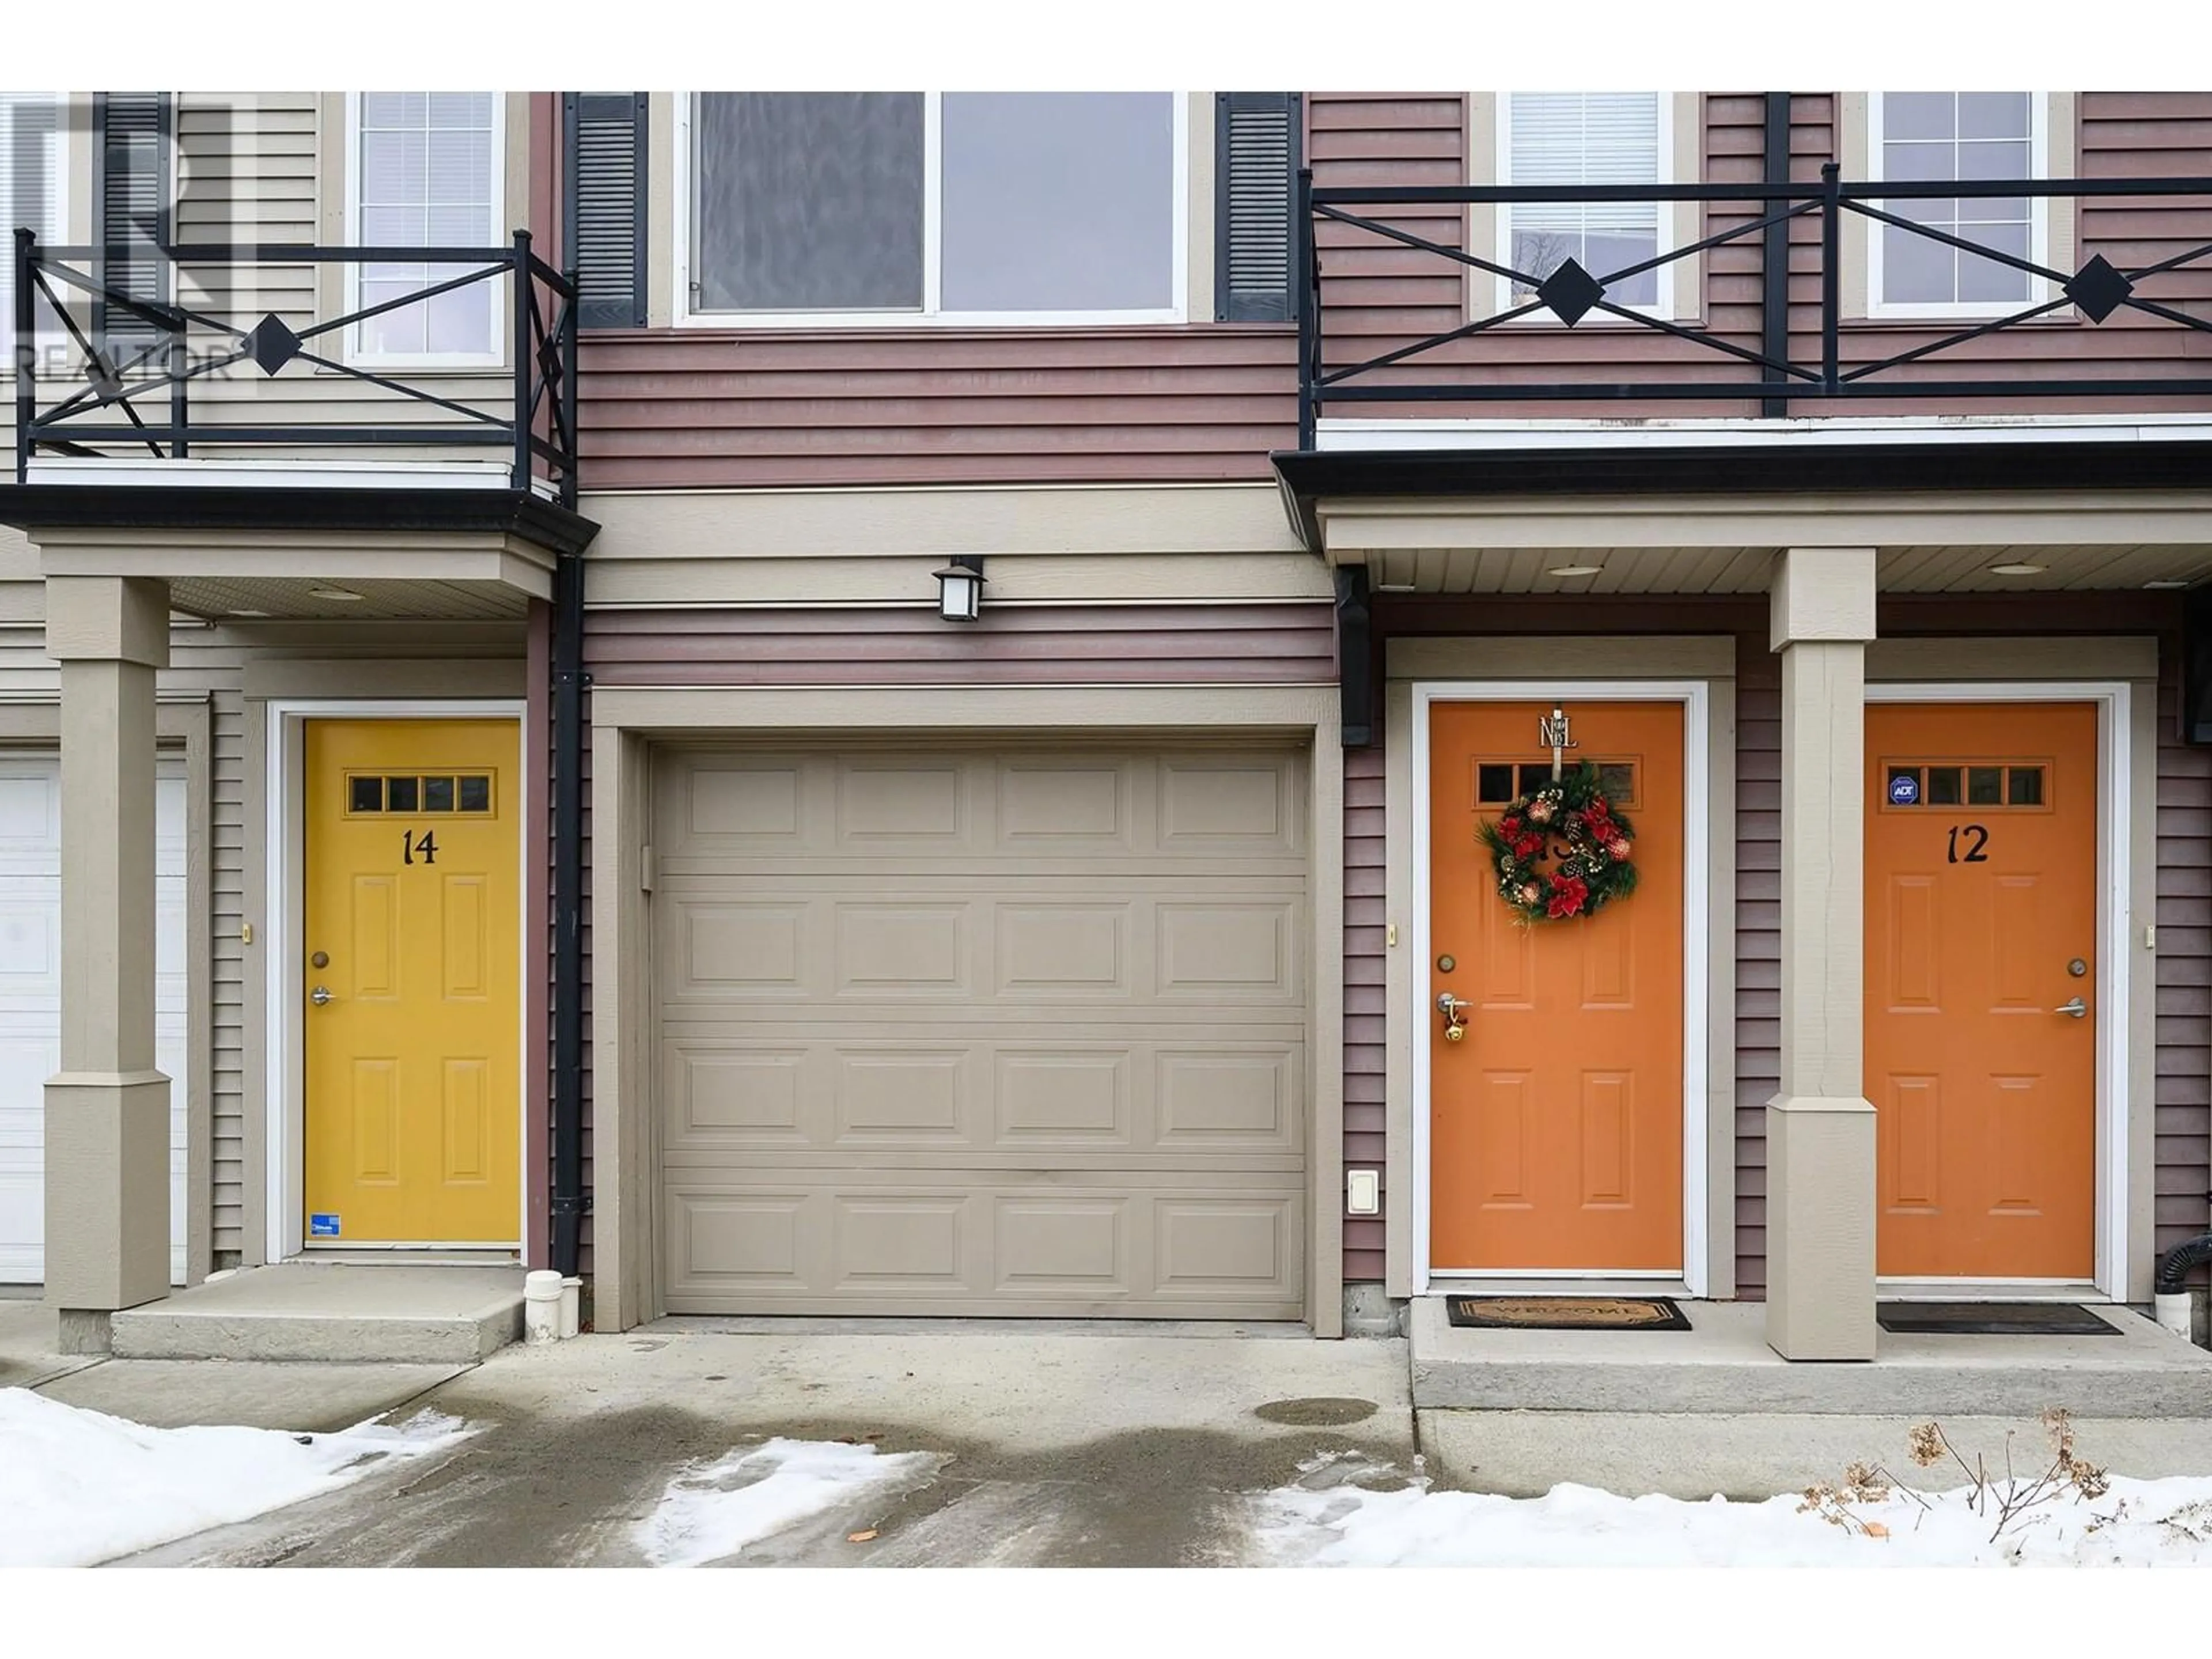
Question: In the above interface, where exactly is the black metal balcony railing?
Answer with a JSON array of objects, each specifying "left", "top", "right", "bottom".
[
  {"left": 1297, "top": 163, "right": 2212, "bottom": 447},
  {"left": 11, "top": 229, "right": 578, "bottom": 507}
]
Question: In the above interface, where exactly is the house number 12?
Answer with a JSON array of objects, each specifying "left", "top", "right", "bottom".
[
  {"left": 402, "top": 830, "right": 439, "bottom": 866},
  {"left": 1946, "top": 824, "right": 1989, "bottom": 864}
]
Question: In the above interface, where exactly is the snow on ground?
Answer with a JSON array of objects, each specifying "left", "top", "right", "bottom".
[
  {"left": 635, "top": 1437, "right": 945, "bottom": 1567},
  {"left": 0, "top": 1386, "right": 473, "bottom": 1567},
  {"left": 1255, "top": 1453, "right": 2212, "bottom": 1567}
]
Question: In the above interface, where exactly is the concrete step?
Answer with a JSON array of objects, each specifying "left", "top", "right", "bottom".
[
  {"left": 110, "top": 1264, "right": 525, "bottom": 1364},
  {"left": 1410, "top": 1296, "right": 2212, "bottom": 1417}
]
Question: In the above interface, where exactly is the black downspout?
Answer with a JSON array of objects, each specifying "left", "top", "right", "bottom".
[
  {"left": 1760, "top": 92, "right": 1791, "bottom": 418},
  {"left": 2156, "top": 1233, "right": 2212, "bottom": 1296},
  {"left": 550, "top": 549, "right": 587, "bottom": 1276}
]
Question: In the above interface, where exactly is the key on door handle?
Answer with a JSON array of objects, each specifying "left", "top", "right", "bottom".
[
  {"left": 2054, "top": 997, "right": 2087, "bottom": 1019},
  {"left": 1437, "top": 992, "right": 1470, "bottom": 1043},
  {"left": 310, "top": 985, "right": 334, "bottom": 1006}
]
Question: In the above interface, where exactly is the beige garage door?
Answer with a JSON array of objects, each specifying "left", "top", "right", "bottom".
[{"left": 653, "top": 744, "right": 1309, "bottom": 1319}]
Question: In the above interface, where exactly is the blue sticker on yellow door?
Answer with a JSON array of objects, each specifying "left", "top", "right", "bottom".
[{"left": 310, "top": 1213, "right": 342, "bottom": 1238}]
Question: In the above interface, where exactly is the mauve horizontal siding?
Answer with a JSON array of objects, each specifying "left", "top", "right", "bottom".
[
  {"left": 2156, "top": 666, "right": 2212, "bottom": 1269},
  {"left": 574, "top": 328, "right": 1299, "bottom": 490},
  {"left": 1343, "top": 740, "right": 1387, "bottom": 1283},
  {"left": 1735, "top": 638, "right": 1781, "bottom": 1298},
  {"left": 582, "top": 604, "right": 1336, "bottom": 685}
]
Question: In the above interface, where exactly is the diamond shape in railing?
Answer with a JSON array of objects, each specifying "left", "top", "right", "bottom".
[
  {"left": 244, "top": 313, "right": 304, "bottom": 376},
  {"left": 1535, "top": 257, "right": 1606, "bottom": 328},
  {"left": 2062, "top": 253, "right": 2135, "bottom": 325}
]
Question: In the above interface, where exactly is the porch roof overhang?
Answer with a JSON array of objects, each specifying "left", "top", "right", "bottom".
[
  {"left": 1272, "top": 437, "right": 2212, "bottom": 595},
  {"left": 0, "top": 483, "right": 600, "bottom": 621}
]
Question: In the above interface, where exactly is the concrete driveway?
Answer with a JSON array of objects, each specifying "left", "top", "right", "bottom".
[{"left": 85, "top": 1320, "right": 1413, "bottom": 1567}]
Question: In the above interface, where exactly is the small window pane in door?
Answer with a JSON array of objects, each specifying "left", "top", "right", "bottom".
[
  {"left": 2008, "top": 766, "right": 2045, "bottom": 806},
  {"left": 350, "top": 776, "right": 383, "bottom": 813},
  {"left": 1967, "top": 766, "right": 2005, "bottom": 805},
  {"left": 458, "top": 775, "right": 491, "bottom": 813},
  {"left": 940, "top": 93, "right": 1175, "bottom": 313},
  {"left": 1926, "top": 767, "right": 1963, "bottom": 806},
  {"left": 692, "top": 93, "right": 925, "bottom": 312},
  {"left": 1476, "top": 764, "right": 1516, "bottom": 804},
  {"left": 423, "top": 777, "right": 454, "bottom": 812},
  {"left": 386, "top": 775, "right": 419, "bottom": 813}
]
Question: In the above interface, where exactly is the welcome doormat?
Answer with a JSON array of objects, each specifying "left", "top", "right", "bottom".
[
  {"left": 1875, "top": 1301, "right": 2120, "bottom": 1336},
  {"left": 1445, "top": 1296, "right": 1691, "bottom": 1332}
]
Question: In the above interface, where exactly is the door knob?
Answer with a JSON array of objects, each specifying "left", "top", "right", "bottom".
[
  {"left": 310, "top": 985, "right": 334, "bottom": 1006},
  {"left": 1437, "top": 992, "right": 1469, "bottom": 1043},
  {"left": 2054, "top": 997, "right": 2087, "bottom": 1019}
]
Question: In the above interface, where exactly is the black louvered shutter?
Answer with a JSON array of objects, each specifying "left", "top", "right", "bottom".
[
  {"left": 93, "top": 92, "right": 171, "bottom": 363},
  {"left": 1215, "top": 92, "right": 1301, "bottom": 323},
  {"left": 564, "top": 92, "right": 647, "bottom": 328}
]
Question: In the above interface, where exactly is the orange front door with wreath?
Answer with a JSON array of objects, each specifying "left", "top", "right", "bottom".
[{"left": 1428, "top": 700, "right": 1684, "bottom": 1272}]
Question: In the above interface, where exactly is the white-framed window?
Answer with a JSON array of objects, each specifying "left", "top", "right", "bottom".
[
  {"left": 1497, "top": 92, "right": 1671, "bottom": 318},
  {"left": 0, "top": 92, "right": 66, "bottom": 359},
  {"left": 1868, "top": 92, "right": 2047, "bottom": 317},
  {"left": 344, "top": 92, "right": 505, "bottom": 365},
  {"left": 675, "top": 92, "right": 1188, "bottom": 327}
]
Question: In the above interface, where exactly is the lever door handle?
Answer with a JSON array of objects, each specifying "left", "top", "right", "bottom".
[
  {"left": 2054, "top": 997, "right": 2087, "bottom": 1019},
  {"left": 310, "top": 985, "right": 334, "bottom": 1007}
]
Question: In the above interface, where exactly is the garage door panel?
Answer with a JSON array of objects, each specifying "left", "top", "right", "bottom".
[
  {"left": 656, "top": 748, "right": 1304, "bottom": 868},
  {"left": 663, "top": 1171, "right": 1305, "bottom": 1318},
  {"left": 660, "top": 888, "right": 1306, "bottom": 1011},
  {"left": 653, "top": 745, "right": 1310, "bottom": 1321},
  {"left": 661, "top": 1036, "right": 1304, "bottom": 1159}
]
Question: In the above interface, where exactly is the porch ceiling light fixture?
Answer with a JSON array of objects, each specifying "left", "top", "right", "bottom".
[
  {"left": 1987, "top": 562, "right": 2048, "bottom": 577},
  {"left": 306, "top": 586, "right": 366, "bottom": 603},
  {"left": 1546, "top": 564, "right": 1605, "bottom": 578},
  {"left": 2143, "top": 579, "right": 2193, "bottom": 590},
  {"left": 933, "top": 556, "right": 986, "bottom": 623}
]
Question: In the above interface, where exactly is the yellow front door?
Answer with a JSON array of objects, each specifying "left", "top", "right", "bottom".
[{"left": 304, "top": 719, "right": 520, "bottom": 1244}]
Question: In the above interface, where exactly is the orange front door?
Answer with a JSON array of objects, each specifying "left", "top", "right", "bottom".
[
  {"left": 1865, "top": 703, "right": 2099, "bottom": 1280},
  {"left": 1428, "top": 700, "right": 1684, "bottom": 1271}
]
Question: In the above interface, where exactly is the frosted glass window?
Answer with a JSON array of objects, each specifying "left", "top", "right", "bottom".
[
  {"left": 1876, "top": 93, "right": 2036, "bottom": 308},
  {"left": 355, "top": 92, "right": 499, "bottom": 357},
  {"left": 0, "top": 94, "right": 65, "bottom": 354},
  {"left": 1506, "top": 93, "right": 1662, "bottom": 308},
  {"left": 940, "top": 94, "right": 1173, "bottom": 311},
  {"left": 692, "top": 94, "right": 925, "bottom": 311},
  {"left": 690, "top": 92, "right": 1177, "bottom": 318}
]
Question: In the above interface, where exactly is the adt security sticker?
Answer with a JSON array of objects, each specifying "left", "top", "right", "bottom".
[
  {"left": 309, "top": 1213, "right": 342, "bottom": 1238},
  {"left": 1888, "top": 774, "right": 1920, "bottom": 806}
]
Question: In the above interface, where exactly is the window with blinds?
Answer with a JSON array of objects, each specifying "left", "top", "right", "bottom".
[
  {"left": 1502, "top": 92, "right": 1664, "bottom": 310},
  {"left": 0, "top": 93, "right": 66, "bottom": 356},
  {"left": 351, "top": 92, "right": 502, "bottom": 361}
]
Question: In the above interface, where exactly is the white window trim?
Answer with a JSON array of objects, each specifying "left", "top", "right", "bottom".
[
  {"left": 1865, "top": 91, "right": 2052, "bottom": 321},
  {"left": 341, "top": 91, "right": 508, "bottom": 370},
  {"left": 671, "top": 92, "right": 1190, "bottom": 329},
  {"left": 1491, "top": 91, "right": 1676, "bottom": 324}
]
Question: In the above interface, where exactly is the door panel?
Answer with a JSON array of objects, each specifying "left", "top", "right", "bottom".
[
  {"left": 1428, "top": 701, "right": 1685, "bottom": 1272},
  {"left": 1865, "top": 703, "right": 2099, "bottom": 1280},
  {"left": 303, "top": 720, "right": 520, "bottom": 1244}
]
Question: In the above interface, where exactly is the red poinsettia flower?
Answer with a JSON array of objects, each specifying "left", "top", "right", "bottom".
[
  {"left": 1514, "top": 833, "right": 1543, "bottom": 858},
  {"left": 1547, "top": 876, "right": 1589, "bottom": 919},
  {"left": 1499, "top": 815, "right": 1522, "bottom": 836}
]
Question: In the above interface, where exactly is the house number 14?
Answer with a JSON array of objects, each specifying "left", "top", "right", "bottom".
[{"left": 402, "top": 830, "right": 440, "bottom": 866}]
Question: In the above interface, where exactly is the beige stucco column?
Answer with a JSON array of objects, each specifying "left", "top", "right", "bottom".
[
  {"left": 1767, "top": 547, "right": 1878, "bottom": 1362},
  {"left": 43, "top": 575, "right": 171, "bottom": 1354}
]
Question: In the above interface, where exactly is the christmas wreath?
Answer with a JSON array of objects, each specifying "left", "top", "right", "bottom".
[{"left": 1478, "top": 761, "right": 1638, "bottom": 923}]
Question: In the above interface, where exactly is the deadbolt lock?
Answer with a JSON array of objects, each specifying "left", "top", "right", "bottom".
[
  {"left": 310, "top": 950, "right": 329, "bottom": 969},
  {"left": 1436, "top": 955, "right": 1456, "bottom": 973},
  {"left": 2067, "top": 958, "right": 2087, "bottom": 978}
]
